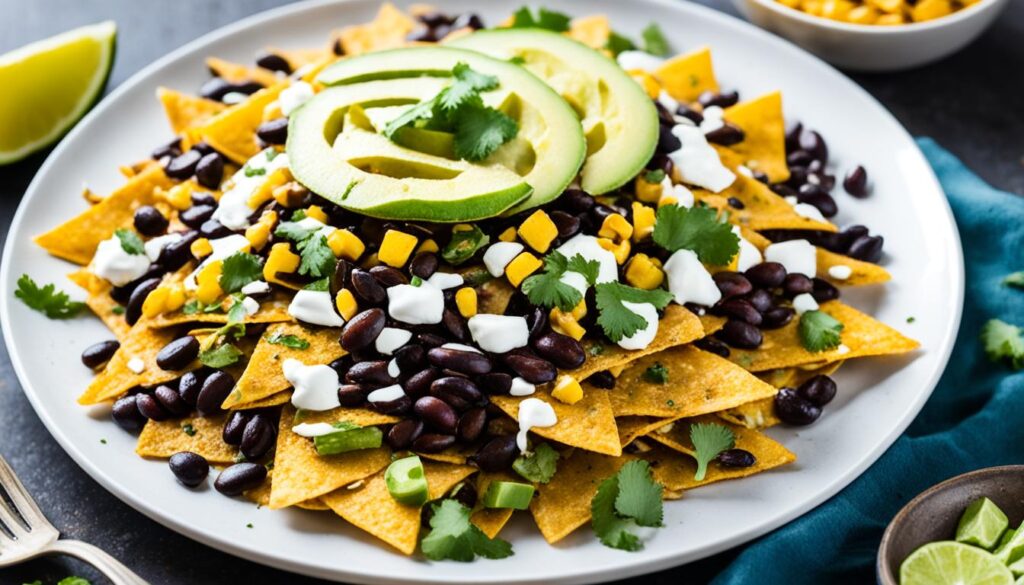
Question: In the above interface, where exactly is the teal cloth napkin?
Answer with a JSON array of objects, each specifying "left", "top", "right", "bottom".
[{"left": 704, "top": 138, "right": 1024, "bottom": 584}]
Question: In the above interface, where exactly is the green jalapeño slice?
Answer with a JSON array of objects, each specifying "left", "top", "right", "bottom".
[
  {"left": 313, "top": 422, "right": 383, "bottom": 456},
  {"left": 385, "top": 455, "right": 429, "bottom": 506},
  {"left": 482, "top": 481, "right": 536, "bottom": 510}
]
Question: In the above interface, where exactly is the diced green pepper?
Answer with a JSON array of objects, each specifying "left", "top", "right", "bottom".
[
  {"left": 313, "top": 423, "right": 382, "bottom": 455},
  {"left": 385, "top": 455, "right": 429, "bottom": 506},
  {"left": 482, "top": 481, "right": 535, "bottom": 510}
]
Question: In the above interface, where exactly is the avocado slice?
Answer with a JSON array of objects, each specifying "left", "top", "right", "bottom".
[
  {"left": 315, "top": 46, "right": 585, "bottom": 214},
  {"left": 449, "top": 29, "right": 659, "bottom": 195},
  {"left": 287, "top": 77, "right": 533, "bottom": 222}
]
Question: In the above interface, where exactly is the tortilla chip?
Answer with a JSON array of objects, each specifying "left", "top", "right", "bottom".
[
  {"left": 320, "top": 461, "right": 476, "bottom": 555},
  {"left": 234, "top": 391, "right": 291, "bottom": 410},
  {"left": 68, "top": 269, "right": 131, "bottom": 340},
  {"left": 530, "top": 449, "right": 634, "bottom": 544},
  {"left": 617, "top": 415, "right": 679, "bottom": 447},
  {"left": 417, "top": 444, "right": 474, "bottom": 465},
  {"left": 697, "top": 172, "right": 835, "bottom": 233},
  {"left": 35, "top": 165, "right": 172, "bottom": 265},
  {"left": 655, "top": 47, "right": 718, "bottom": 104},
  {"left": 492, "top": 386, "right": 621, "bottom": 456},
  {"left": 265, "top": 47, "right": 331, "bottom": 72},
  {"left": 135, "top": 413, "right": 237, "bottom": 463},
  {"left": 728, "top": 301, "right": 919, "bottom": 372},
  {"left": 816, "top": 247, "right": 891, "bottom": 286},
  {"left": 224, "top": 322, "right": 346, "bottom": 408},
  {"left": 144, "top": 290, "right": 293, "bottom": 329},
  {"left": 606, "top": 346, "right": 779, "bottom": 419},
  {"left": 244, "top": 471, "right": 327, "bottom": 510},
  {"left": 757, "top": 367, "right": 798, "bottom": 388},
  {"left": 206, "top": 57, "right": 282, "bottom": 87},
  {"left": 720, "top": 361, "right": 842, "bottom": 429},
  {"left": 268, "top": 405, "right": 392, "bottom": 509},
  {"left": 471, "top": 472, "right": 517, "bottom": 539},
  {"left": 197, "top": 83, "right": 286, "bottom": 164},
  {"left": 721, "top": 91, "right": 789, "bottom": 183},
  {"left": 338, "top": 3, "right": 417, "bottom": 56},
  {"left": 567, "top": 15, "right": 611, "bottom": 49},
  {"left": 157, "top": 87, "right": 226, "bottom": 135},
  {"left": 78, "top": 325, "right": 191, "bottom": 404}
]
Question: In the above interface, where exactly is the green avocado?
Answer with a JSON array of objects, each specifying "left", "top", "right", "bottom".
[
  {"left": 314, "top": 46, "right": 585, "bottom": 214},
  {"left": 449, "top": 29, "right": 660, "bottom": 195}
]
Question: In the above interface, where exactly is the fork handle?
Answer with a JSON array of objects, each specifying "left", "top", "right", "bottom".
[{"left": 43, "top": 539, "right": 149, "bottom": 585}]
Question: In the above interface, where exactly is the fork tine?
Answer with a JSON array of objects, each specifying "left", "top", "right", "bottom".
[{"left": 0, "top": 456, "right": 50, "bottom": 533}]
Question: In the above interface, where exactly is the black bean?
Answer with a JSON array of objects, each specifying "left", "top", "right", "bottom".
[
  {"left": 705, "top": 123, "right": 745, "bottom": 146},
  {"left": 337, "top": 384, "right": 368, "bottom": 407},
  {"left": 698, "top": 90, "right": 739, "bottom": 108},
  {"left": 112, "top": 395, "right": 146, "bottom": 432},
  {"left": 226, "top": 81, "right": 263, "bottom": 98},
  {"left": 657, "top": 123, "right": 681, "bottom": 154},
  {"left": 215, "top": 462, "right": 268, "bottom": 496},
  {"left": 787, "top": 149, "right": 815, "bottom": 167},
  {"left": 472, "top": 435, "right": 519, "bottom": 472},
  {"left": 81, "top": 340, "right": 119, "bottom": 369},
  {"left": 452, "top": 12, "right": 484, "bottom": 30},
  {"left": 417, "top": 333, "right": 446, "bottom": 348},
  {"left": 371, "top": 395, "right": 413, "bottom": 416},
  {"left": 409, "top": 253, "right": 438, "bottom": 280},
  {"left": 504, "top": 354, "right": 556, "bottom": 384},
  {"left": 169, "top": 452, "right": 210, "bottom": 487},
  {"left": 404, "top": 368, "right": 439, "bottom": 399},
  {"left": 412, "top": 433, "right": 456, "bottom": 454},
  {"left": 406, "top": 27, "right": 439, "bottom": 42},
  {"left": 340, "top": 308, "right": 386, "bottom": 352},
  {"left": 156, "top": 336, "right": 199, "bottom": 370},
  {"left": 714, "top": 299, "right": 762, "bottom": 326},
  {"left": 125, "top": 277, "right": 161, "bottom": 326},
  {"left": 442, "top": 309, "right": 470, "bottom": 342},
  {"left": 743, "top": 289, "right": 773, "bottom": 313},
  {"left": 843, "top": 166, "right": 869, "bottom": 198},
  {"left": 414, "top": 396, "right": 458, "bottom": 434},
  {"left": 178, "top": 370, "right": 205, "bottom": 406},
  {"left": 157, "top": 231, "right": 200, "bottom": 271},
  {"left": 199, "top": 77, "right": 232, "bottom": 101},
  {"left": 151, "top": 138, "right": 181, "bottom": 160},
  {"left": 240, "top": 414, "right": 276, "bottom": 460},
  {"left": 477, "top": 372, "right": 512, "bottom": 395},
  {"left": 761, "top": 307, "right": 795, "bottom": 329},
  {"left": 386, "top": 419, "right": 424, "bottom": 450},
  {"left": 797, "top": 185, "right": 838, "bottom": 217},
  {"left": 532, "top": 332, "right": 585, "bottom": 369},
  {"left": 587, "top": 370, "right": 617, "bottom": 389},
  {"left": 345, "top": 361, "right": 397, "bottom": 386},
  {"left": 394, "top": 344, "right": 425, "bottom": 371},
  {"left": 350, "top": 269, "right": 386, "bottom": 305},
  {"left": 192, "top": 142, "right": 214, "bottom": 155},
  {"left": 798, "top": 129, "right": 828, "bottom": 164},
  {"left": 839, "top": 225, "right": 869, "bottom": 250},
  {"left": 430, "top": 376, "right": 482, "bottom": 405},
  {"left": 223, "top": 411, "right": 251, "bottom": 446},
  {"left": 417, "top": 10, "right": 453, "bottom": 26},
  {"left": 331, "top": 38, "right": 344, "bottom": 55},
  {"left": 196, "top": 371, "right": 235, "bottom": 415},
  {"left": 550, "top": 211, "right": 581, "bottom": 239},
  {"left": 195, "top": 153, "right": 224, "bottom": 190},
  {"left": 179, "top": 205, "right": 214, "bottom": 229},
  {"left": 457, "top": 407, "right": 487, "bottom": 443},
  {"left": 109, "top": 264, "right": 166, "bottom": 305},
  {"left": 525, "top": 307, "right": 549, "bottom": 340},
  {"left": 252, "top": 118, "right": 288, "bottom": 147},
  {"left": 255, "top": 52, "right": 291, "bottom": 74},
  {"left": 727, "top": 197, "right": 745, "bottom": 210},
  {"left": 427, "top": 347, "right": 492, "bottom": 375},
  {"left": 785, "top": 121, "right": 803, "bottom": 152},
  {"left": 136, "top": 393, "right": 169, "bottom": 421},
  {"left": 676, "top": 103, "right": 703, "bottom": 124},
  {"left": 715, "top": 319, "right": 763, "bottom": 349},
  {"left": 798, "top": 375, "right": 837, "bottom": 407},
  {"left": 133, "top": 206, "right": 168, "bottom": 236},
  {"left": 811, "top": 278, "right": 840, "bottom": 303},
  {"left": 153, "top": 385, "right": 189, "bottom": 416},
  {"left": 745, "top": 262, "right": 787, "bottom": 289},
  {"left": 559, "top": 188, "right": 594, "bottom": 214},
  {"left": 369, "top": 265, "right": 408, "bottom": 287},
  {"left": 199, "top": 219, "right": 232, "bottom": 239},
  {"left": 847, "top": 235, "right": 883, "bottom": 263},
  {"left": 809, "top": 172, "right": 836, "bottom": 192},
  {"left": 694, "top": 337, "right": 731, "bottom": 358},
  {"left": 713, "top": 272, "right": 753, "bottom": 299},
  {"left": 782, "top": 273, "right": 813, "bottom": 296},
  {"left": 165, "top": 150, "right": 202, "bottom": 179},
  {"left": 774, "top": 387, "right": 821, "bottom": 426},
  {"left": 450, "top": 481, "right": 478, "bottom": 511},
  {"left": 717, "top": 449, "right": 756, "bottom": 468}
]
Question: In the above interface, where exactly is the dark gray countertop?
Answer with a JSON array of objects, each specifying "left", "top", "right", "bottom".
[{"left": 0, "top": 1, "right": 1021, "bottom": 583}]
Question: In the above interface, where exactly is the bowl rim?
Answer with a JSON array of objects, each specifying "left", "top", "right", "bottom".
[
  {"left": 876, "top": 464, "right": 1024, "bottom": 584},
  {"left": 746, "top": 0, "right": 998, "bottom": 35}
]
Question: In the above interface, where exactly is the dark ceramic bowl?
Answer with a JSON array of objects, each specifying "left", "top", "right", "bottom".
[{"left": 878, "top": 465, "right": 1024, "bottom": 585}]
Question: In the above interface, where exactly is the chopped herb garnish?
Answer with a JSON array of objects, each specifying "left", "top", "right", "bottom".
[
  {"left": 114, "top": 228, "right": 145, "bottom": 255},
  {"left": 690, "top": 422, "right": 735, "bottom": 481},
  {"left": 512, "top": 443, "right": 559, "bottom": 484},
  {"left": 182, "top": 423, "right": 197, "bottom": 437},
  {"left": 1003, "top": 271, "right": 1024, "bottom": 289},
  {"left": 521, "top": 251, "right": 600, "bottom": 312},
  {"left": 111, "top": 306, "right": 125, "bottom": 315},
  {"left": 442, "top": 225, "right": 490, "bottom": 265},
  {"left": 643, "top": 169, "right": 666, "bottom": 184},
  {"left": 410, "top": 275, "right": 424, "bottom": 287},
  {"left": 591, "top": 460, "right": 663, "bottom": 551},
  {"left": 798, "top": 310, "right": 844, "bottom": 352},
  {"left": 99, "top": 439, "right": 107, "bottom": 445},
  {"left": 509, "top": 6, "right": 571, "bottom": 31},
  {"left": 593, "top": 282, "right": 673, "bottom": 342},
  {"left": 508, "top": 55, "right": 526, "bottom": 65},
  {"left": 246, "top": 523, "right": 254, "bottom": 529},
  {"left": 266, "top": 333, "right": 310, "bottom": 349},
  {"left": 420, "top": 499, "right": 514, "bottom": 561},
  {"left": 605, "top": 31, "right": 636, "bottom": 57},
  {"left": 274, "top": 221, "right": 335, "bottom": 278},
  {"left": 199, "top": 343, "right": 244, "bottom": 368},
  {"left": 652, "top": 205, "right": 739, "bottom": 265},
  {"left": 589, "top": 344, "right": 605, "bottom": 356},
  {"left": 15, "top": 275, "right": 86, "bottom": 319},
  {"left": 642, "top": 363, "right": 669, "bottom": 384},
  {"left": 981, "top": 319, "right": 1024, "bottom": 369},
  {"left": 243, "top": 164, "right": 266, "bottom": 177},
  {"left": 641, "top": 23, "right": 670, "bottom": 56},
  {"left": 304, "top": 277, "right": 330, "bottom": 292},
  {"left": 219, "top": 252, "right": 264, "bottom": 294},
  {"left": 907, "top": 316, "right": 916, "bottom": 323},
  {"left": 291, "top": 208, "right": 307, "bottom": 221},
  {"left": 57, "top": 578, "right": 92, "bottom": 585}
]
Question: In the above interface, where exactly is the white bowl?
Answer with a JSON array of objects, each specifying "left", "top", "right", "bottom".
[{"left": 731, "top": 0, "right": 1009, "bottom": 71}]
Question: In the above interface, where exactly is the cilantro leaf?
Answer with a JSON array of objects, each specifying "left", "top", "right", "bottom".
[
  {"left": 199, "top": 343, "right": 244, "bottom": 368},
  {"left": 266, "top": 333, "right": 310, "bottom": 349},
  {"left": 1003, "top": 271, "right": 1024, "bottom": 289},
  {"left": 296, "top": 235, "right": 335, "bottom": 278},
  {"left": 509, "top": 6, "right": 571, "bottom": 31},
  {"left": 591, "top": 460, "right": 664, "bottom": 551},
  {"left": 243, "top": 164, "right": 266, "bottom": 177},
  {"left": 652, "top": 205, "right": 739, "bottom": 265},
  {"left": 58, "top": 579, "right": 92, "bottom": 585},
  {"left": 219, "top": 252, "right": 264, "bottom": 293},
  {"left": 512, "top": 443, "right": 559, "bottom": 484},
  {"left": 442, "top": 225, "right": 490, "bottom": 265},
  {"left": 274, "top": 221, "right": 316, "bottom": 243},
  {"left": 641, "top": 24, "right": 670, "bottom": 56},
  {"left": 438, "top": 63, "right": 498, "bottom": 112},
  {"left": 690, "top": 422, "right": 735, "bottom": 481},
  {"left": 981, "top": 319, "right": 1024, "bottom": 369},
  {"left": 383, "top": 99, "right": 437, "bottom": 139},
  {"left": 421, "top": 500, "right": 513, "bottom": 561},
  {"left": 521, "top": 251, "right": 599, "bottom": 312},
  {"left": 605, "top": 31, "right": 636, "bottom": 57},
  {"left": 798, "top": 310, "right": 844, "bottom": 352},
  {"left": 114, "top": 228, "right": 145, "bottom": 255},
  {"left": 305, "top": 277, "right": 330, "bottom": 291},
  {"left": 15, "top": 275, "right": 86, "bottom": 319},
  {"left": 226, "top": 296, "right": 248, "bottom": 326},
  {"left": 642, "top": 363, "right": 669, "bottom": 384},
  {"left": 643, "top": 169, "right": 666, "bottom": 184},
  {"left": 453, "top": 106, "right": 519, "bottom": 161},
  {"left": 593, "top": 282, "right": 673, "bottom": 342}
]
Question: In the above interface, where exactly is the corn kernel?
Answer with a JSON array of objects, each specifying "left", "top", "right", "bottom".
[
  {"left": 455, "top": 287, "right": 478, "bottom": 318},
  {"left": 272, "top": 183, "right": 307, "bottom": 208},
  {"left": 165, "top": 285, "right": 186, "bottom": 312},
  {"left": 245, "top": 210, "right": 278, "bottom": 251},
  {"left": 631, "top": 202, "right": 656, "bottom": 242},
  {"left": 658, "top": 195, "right": 679, "bottom": 208},
  {"left": 779, "top": 0, "right": 800, "bottom": 8},
  {"left": 822, "top": 0, "right": 855, "bottom": 19},
  {"left": 304, "top": 205, "right": 328, "bottom": 223},
  {"left": 416, "top": 239, "right": 439, "bottom": 254},
  {"left": 517, "top": 210, "right": 559, "bottom": 253},
  {"left": 498, "top": 227, "right": 518, "bottom": 243},
  {"left": 868, "top": 0, "right": 904, "bottom": 12},
  {"left": 551, "top": 375, "right": 584, "bottom": 405},
  {"left": 196, "top": 260, "right": 224, "bottom": 304},
  {"left": 190, "top": 237, "right": 213, "bottom": 258},
  {"left": 598, "top": 213, "right": 634, "bottom": 241},
  {"left": 608, "top": 365, "right": 626, "bottom": 377},
  {"left": 625, "top": 254, "right": 666, "bottom": 290},
  {"left": 164, "top": 183, "right": 194, "bottom": 210},
  {"left": 361, "top": 252, "right": 381, "bottom": 269},
  {"left": 912, "top": 0, "right": 952, "bottom": 21},
  {"left": 335, "top": 289, "right": 358, "bottom": 321},
  {"left": 141, "top": 287, "right": 169, "bottom": 319},
  {"left": 247, "top": 167, "right": 292, "bottom": 208},
  {"left": 327, "top": 229, "right": 365, "bottom": 261},
  {"left": 505, "top": 252, "right": 542, "bottom": 287},
  {"left": 550, "top": 307, "right": 586, "bottom": 340},
  {"left": 570, "top": 299, "right": 588, "bottom": 320},
  {"left": 802, "top": 0, "right": 824, "bottom": 15},
  {"left": 378, "top": 230, "right": 418, "bottom": 268},
  {"left": 452, "top": 223, "right": 474, "bottom": 233},
  {"left": 263, "top": 243, "right": 300, "bottom": 285},
  {"left": 598, "top": 237, "right": 631, "bottom": 264},
  {"left": 875, "top": 12, "right": 906, "bottom": 23},
  {"left": 848, "top": 4, "right": 879, "bottom": 22},
  {"left": 629, "top": 70, "right": 662, "bottom": 99}
]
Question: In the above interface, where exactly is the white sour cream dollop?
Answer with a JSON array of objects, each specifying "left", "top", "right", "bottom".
[
  {"left": 483, "top": 242, "right": 525, "bottom": 277},
  {"left": 212, "top": 149, "right": 289, "bottom": 231},
  {"left": 516, "top": 398, "right": 558, "bottom": 453},
  {"left": 279, "top": 81, "right": 315, "bottom": 116},
  {"left": 667, "top": 124, "right": 736, "bottom": 193},
  {"left": 387, "top": 281, "right": 445, "bottom": 325},
  {"left": 283, "top": 359, "right": 341, "bottom": 411},
  {"left": 663, "top": 249, "right": 722, "bottom": 307},
  {"left": 467, "top": 314, "right": 529, "bottom": 354},
  {"left": 291, "top": 422, "right": 341, "bottom": 437},
  {"left": 765, "top": 239, "right": 817, "bottom": 278},
  {"left": 617, "top": 301, "right": 660, "bottom": 350},
  {"left": 375, "top": 327, "right": 412, "bottom": 355},
  {"left": 92, "top": 236, "right": 151, "bottom": 286},
  {"left": 288, "top": 290, "right": 344, "bottom": 327}
]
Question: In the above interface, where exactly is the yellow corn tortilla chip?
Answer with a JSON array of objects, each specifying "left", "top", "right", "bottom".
[
  {"left": 471, "top": 472, "right": 517, "bottom": 539},
  {"left": 157, "top": 87, "right": 226, "bottom": 135},
  {"left": 223, "top": 322, "right": 346, "bottom": 408},
  {"left": 728, "top": 301, "right": 919, "bottom": 372},
  {"left": 243, "top": 471, "right": 328, "bottom": 510},
  {"left": 655, "top": 47, "right": 718, "bottom": 104},
  {"left": 269, "top": 405, "right": 392, "bottom": 509},
  {"left": 143, "top": 290, "right": 294, "bottom": 329},
  {"left": 697, "top": 172, "right": 835, "bottom": 232},
  {"left": 320, "top": 461, "right": 476, "bottom": 555},
  {"left": 567, "top": 14, "right": 611, "bottom": 49},
  {"left": 606, "top": 346, "right": 779, "bottom": 419},
  {"left": 492, "top": 385, "right": 621, "bottom": 456},
  {"left": 234, "top": 390, "right": 291, "bottom": 409},
  {"left": 136, "top": 413, "right": 237, "bottom": 463},
  {"left": 206, "top": 57, "right": 282, "bottom": 87},
  {"left": 78, "top": 325, "right": 192, "bottom": 404},
  {"left": 198, "top": 83, "right": 286, "bottom": 164},
  {"left": 338, "top": 3, "right": 417, "bottom": 56},
  {"left": 417, "top": 444, "right": 474, "bottom": 465},
  {"left": 67, "top": 269, "right": 130, "bottom": 341},
  {"left": 721, "top": 92, "right": 790, "bottom": 184},
  {"left": 530, "top": 449, "right": 634, "bottom": 544},
  {"left": 757, "top": 367, "right": 798, "bottom": 388},
  {"left": 617, "top": 415, "right": 680, "bottom": 447},
  {"left": 721, "top": 361, "right": 842, "bottom": 429},
  {"left": 816, "top": 247, "right": 891, "bottom": 286},
  {"left": 35, "top": 165, "right": 173, "bottom": 265}
]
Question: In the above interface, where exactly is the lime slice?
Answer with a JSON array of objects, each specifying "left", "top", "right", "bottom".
[
  {"left": 901, "top": 541, "right": 1014, "bottom": 585},
  {"left": 0, "top": 21, "right": 116, "bottom": 165},
  {"left": 958, "top": 497, "right": 1010, "bottom": 550}
]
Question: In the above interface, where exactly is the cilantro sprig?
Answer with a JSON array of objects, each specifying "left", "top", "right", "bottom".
[
  {"left": 273, "top": 222, "right": 335, "bottom": 278},
  {"left": 593, "top": 282, "right": 673, "bottom": 342},
  {"left": 442, "top": 225, "right": 490, "bottom": 265},
  {"left": 652, "top": 205, "right": 739, "bottom": 265},
  {"left": 798, "top": 310, "right": 844, "bottom": 352},
  {"left": 591, "top": 460, "right": 664, "bottom": 551},
  {"left": 642, "top": 363, "right": 669, "bottom": 384},
  {"left": 509, "top": 6, "right": 571, "bottom": 31},
  {"left": 114, "top": 228, "right": 145, "bottom": 255},
  {"left": 420, "top": 500, "right": 513, "bottom": 561},
  {"left": 265, "top": 333, "right": 310, "bottom": 350},
  {"left": 196, "top": 296, "right": 247, "bottom": 368},
  {"left": 690, "top": 423, "right": 735, "bottom": 481},
  {"left": 219, "top": 252, "right": 264, "bottom": 293},
  {"left": 521, "top": 251, "right": 599, "bottom": 312},
  {"left": 641, "top": 24, "right": 670, "bottom": 56},
  {"left": 15, "top": 275, "right": 86, "bottom": 319},
  {"left": 512, "top": 443, "right": 559, "bottom": 484},
  {"left": 981, "top": 319, "right": 1024, "bottom": 369}
]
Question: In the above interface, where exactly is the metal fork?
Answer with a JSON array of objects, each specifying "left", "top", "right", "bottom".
[{"left": 0, "top": 456, "right": 148, "bottom": 584}]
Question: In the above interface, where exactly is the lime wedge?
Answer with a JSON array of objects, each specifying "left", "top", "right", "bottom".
[
  {"left": 0, "top": 21, "right": 116, "bottom": 165},
  {"left": 958, "top": 497, "right": 1010, "bottom": 550},
  {"left": 901, "top": 541, "right": 1014, "bottom": 585}
]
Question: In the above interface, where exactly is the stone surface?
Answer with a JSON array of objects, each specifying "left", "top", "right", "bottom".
[{"left": 0, "top": 1, "right": 1020, "bottom": 583}]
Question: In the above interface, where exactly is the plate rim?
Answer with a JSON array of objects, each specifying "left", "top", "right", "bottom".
[{"left": 0, "top": 0, "right": 965, "bottom": 583}]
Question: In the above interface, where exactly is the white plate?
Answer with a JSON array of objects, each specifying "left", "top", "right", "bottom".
[{"left": 0, "top": 0, "right": 963, "bottom": 583}]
